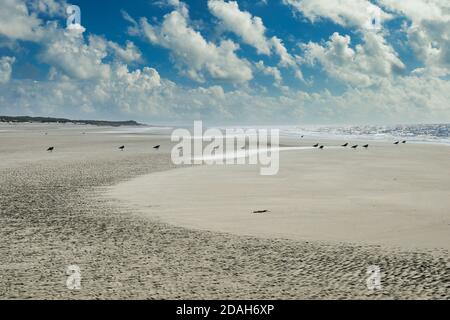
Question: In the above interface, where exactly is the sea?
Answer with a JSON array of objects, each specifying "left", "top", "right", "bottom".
[{"left": 91, "top": 123, "right": 450, "bottom": 145}]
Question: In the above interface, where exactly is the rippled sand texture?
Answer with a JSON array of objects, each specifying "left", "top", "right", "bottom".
[{"left": 0, "top": 125, "right": 449, "bottom": 299}]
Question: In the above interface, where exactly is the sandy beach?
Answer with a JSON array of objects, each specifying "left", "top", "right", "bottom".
[
  {"left": 1, "top": 124, "right": 449, "bottom": 299},
  {"left": 107, "top": 139, "right": 450, "bottom": 250}
]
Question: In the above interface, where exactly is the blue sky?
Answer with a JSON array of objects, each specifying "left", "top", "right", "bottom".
[{"left": 0, "top": 0, "right": 450, "bottom": 124}]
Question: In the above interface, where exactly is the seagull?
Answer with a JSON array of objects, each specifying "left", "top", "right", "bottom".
[
  {"left": 301, "top": 135, "right": 304, "bottom": 138},
  {"left": 119, "top": 145, "right": 125, "bottom": 151},
  {"left": 319, "top": 145, "right": 324, "bottom": 149},
  {"left": 153, "top": 145, "right": 161, "bottom": 150},
  {"left": 313, "top": 143, "right": 319, "bottom": 147},
  {"left": 341, "top": 143, "right": 349, "bottom": 147},
  {"left": 363, "top": 144, "right": 369, "bottom": 148},
  {"left": 47, "top": 147, "right": 54, "bottom": 152},
  {"left": 394, "top": 141, "right": 400, "bottom": 145},
  {"left": 351, "top": 145, "right": 358, "bottom": 149},
  {"left": 402, "top": 140, "right": 407, "bottom": 144}
]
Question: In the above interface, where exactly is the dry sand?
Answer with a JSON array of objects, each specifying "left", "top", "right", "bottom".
[{"left": 0, "top": 124, "right": 449, "bottom": 299}]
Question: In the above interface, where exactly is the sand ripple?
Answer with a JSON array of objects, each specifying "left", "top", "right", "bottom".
[{"left": 0, "top": 154, "right": 449, "bottom": 299}]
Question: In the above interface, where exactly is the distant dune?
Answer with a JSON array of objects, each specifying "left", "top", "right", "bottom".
[{"left": 0, "top": 115, "right": 144, "bottom": 127}]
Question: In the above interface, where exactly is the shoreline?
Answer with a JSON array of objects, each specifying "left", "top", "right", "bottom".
[{"left": 4, "top": 122, "right": 449, "bottom": 147}]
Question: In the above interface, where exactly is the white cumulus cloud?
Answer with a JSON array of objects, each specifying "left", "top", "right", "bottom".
[
  {"left": 139, "top": 6, "right": 252, "bottom": 84},
  {"left": 0, "top": 56, "right": 16, "bottom": 84},
  {"left": 0, "top": 0, "right": 43, "bottom": 41},
  {"left": 208, "top": 0, "right": 272, "bottom": 55},
  {"left": 301, "top": 32, "right": 405, "bottom": 87},
  {"left": 379, "top": 0, "right": 450, "bottom": 75},
  {"left": 207, "top": 0, "right": 303, "bottom": 79},
  {"left": 282, "top": 0, "right": 392, "bottom": 31}
]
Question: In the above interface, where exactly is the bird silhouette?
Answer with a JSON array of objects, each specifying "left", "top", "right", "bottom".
[
  {"left": 253, "top": 210, "right": 270, "bottom": 214},
  {"left": 119, "top": 145, "right": 125, "bottom": 151},
  {"left": 341, "top": 143, "right": 349, "bottom": 147},
  {"left": 351, "top": 145, "right": 358, "bottom": 149},
  {"left": 363, "top": 144, "right": 369, "bottom": 148},
  {"left": 301, "top": 135, "right": 304, "bottom": 138},
  {"left": 153, "top": 145, "right": 161, "bottom": 150},
  {"left": 402, "top": 141, "right": 407, "bottom": 144},
  {"left": 319, "top": 145, "right": 324, "bottom": 149},
  {"left": 394, "top": 141, "right": 400, "bottom": 145},
  {"left": 47, "top": 147, "right": 54, "bottom": 152},
  {"left": 313, "top": 143, "right": 319, "bottom": 147}
]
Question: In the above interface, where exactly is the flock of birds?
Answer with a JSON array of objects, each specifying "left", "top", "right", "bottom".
[
  {"left": 309, "top": 140, "right": 406, "bottom": 150},
  {"left": 44, "top": 132, "right": 408, "bottom": 216},
  {"left": 251, "top": 138, "right": 407, "bottom": 215},
  {"left": 46, "top": 143, "right": 161, "bottom": 152},
  {"left": 118, "top": 145, "right": 160, "bottom": 151},
  {"left": 44, "top": 131, "right": 407, "bottom": 153}
]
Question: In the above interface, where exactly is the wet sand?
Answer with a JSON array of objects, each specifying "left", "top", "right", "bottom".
[{"left": 0, "top": 124, "right": 449, "bottom": 299}]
